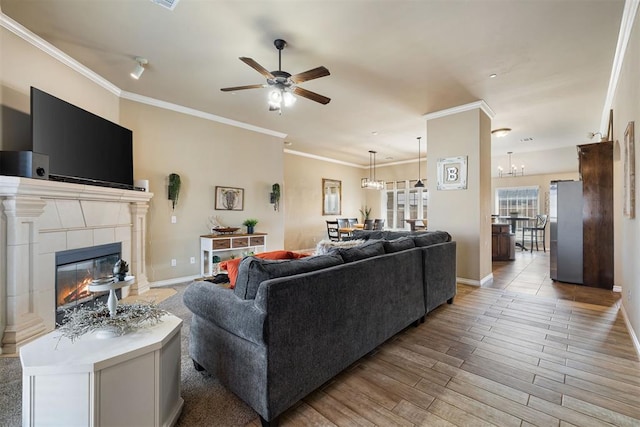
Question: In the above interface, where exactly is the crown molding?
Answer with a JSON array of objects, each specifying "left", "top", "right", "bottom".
[
  {"left": 422, "top": 100, "right": 495, "bottom": 121},
  {"left": 284, "top": 149, "right": 363, "bottom": 168},
  {"left": 1, "top": 12, "right": 121, "bottom": 96},
  {"left": 600, "top": 0, "right": 639, "bottom": 133},
  {"left": 1, "top": 11, "right": 286, "bottom": 139},
  {"left": 121, "top": 91, "right": 287, "bottom": 139}
]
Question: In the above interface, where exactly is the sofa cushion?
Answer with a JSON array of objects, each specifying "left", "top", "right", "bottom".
[
  {"left": 234, "top": 253, "right": 344, "bottom": 300},
  {"left": 411, "top": 231, "right": 452, "bottom": 247},
  {"left": 333, "top": 240, "right": 385, "bottom": 263},
  {"left": 383, "top": 236, "right": 416, "bottom": 253},
  {"left": 221, "top": 250, "right": 307, "bottom": 288}
]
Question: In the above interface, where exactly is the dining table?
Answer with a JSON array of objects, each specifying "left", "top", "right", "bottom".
[
  {"left": 337, "top": 224, "right": 364, "bottom": 240},
  {"left": 405, "top": 219, "right": 427, "bottom": 231},
  {"left": 497, "top": 216, "right": 533, "bottom": 250}
]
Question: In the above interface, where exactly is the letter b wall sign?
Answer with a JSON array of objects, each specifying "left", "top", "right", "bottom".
[{"left": 437, "top": 156, "right": 468, "bottom": 190}]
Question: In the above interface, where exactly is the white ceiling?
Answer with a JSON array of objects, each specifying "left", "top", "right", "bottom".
[{"left": 1, "top": 0, "right": 625, "bottom": 175}]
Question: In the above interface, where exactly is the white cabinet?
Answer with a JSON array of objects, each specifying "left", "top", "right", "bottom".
[
  {"left": 200, "top": 233, "right": 267, "bottom": 277},
  {"left": 20, "top": 315, "right": 183, "bottom": 427}
]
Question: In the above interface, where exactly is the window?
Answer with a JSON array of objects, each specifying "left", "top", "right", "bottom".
[
  {"left": 495, "top": 186, "right": 540, "bottom": 232},
  {"left": 384, "top": 180, "right": 428, "bottom": 229}
]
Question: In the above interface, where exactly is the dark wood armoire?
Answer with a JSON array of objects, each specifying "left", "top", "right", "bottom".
[{"left": 577, "top": 141, "right": 613, "bottom": 289}]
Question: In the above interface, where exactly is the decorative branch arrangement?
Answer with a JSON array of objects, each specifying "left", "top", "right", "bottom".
[{"left": 56, "top": 301, "right": 167, "bottom": 344}]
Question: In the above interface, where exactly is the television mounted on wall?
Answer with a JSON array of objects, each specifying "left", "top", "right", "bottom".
[{"left": 30, "top": 87, "right": 134, "bottom": 189}]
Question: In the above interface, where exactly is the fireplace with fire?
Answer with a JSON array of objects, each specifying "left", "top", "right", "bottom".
[{"left": 55, "top": 242, "right": 122, "bottom": 325}]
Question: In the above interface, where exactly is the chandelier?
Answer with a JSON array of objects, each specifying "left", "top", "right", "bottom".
[
  {"left": 361, "top": 150, "right": 384, "bottom": 190},
  {"left": 498, "top": 151, "right": 524, "bottom": 177}
]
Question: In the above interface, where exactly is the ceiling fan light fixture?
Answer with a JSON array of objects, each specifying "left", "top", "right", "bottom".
[
  {"left": 283, "top": 91, "right": 296, "bottom": 107},
  {"left": 268, "top": 89, "right": 282, "bottom": 106},
  {"left": 130, "top": 57, "right": 148, "bottom": 80},
  {"left": 491, "top": 128, "right": 512, "bottom": 138}
]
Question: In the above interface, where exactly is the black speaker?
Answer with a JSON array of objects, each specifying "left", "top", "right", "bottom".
[{"left": 0, "top": 151, "right": 49, "bottom": 180}]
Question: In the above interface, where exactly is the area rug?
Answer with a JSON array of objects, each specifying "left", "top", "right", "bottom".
[{"left": 0, "top": 282, "right": 258, "bottom": 427}]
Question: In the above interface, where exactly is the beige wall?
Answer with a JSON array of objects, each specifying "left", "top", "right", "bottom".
[
  {"left": 283, "top": 152, "right": 365, "bottom": 250},
  {"left": 1, "top": 25, "right": 285, "bottom": 284},
  {"left": 120, "top": 100, "right": 284, "bottom": 281},
  {"left": 611, "top": 5, "right": 640, "bottom": 349},
  {"left": 0, "top": 26, "right": 120, "bottom": 149},
  {"left": 426, "top": 107, "right": 492, "bottom": 284}
]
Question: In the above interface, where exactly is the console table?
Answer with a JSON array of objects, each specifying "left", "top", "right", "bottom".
[
  {"left": 200, "top": 233, "right": 267, "bottom": 277},
  {"left": 20, "top": 314, "right": 183, "bottom": 427}
]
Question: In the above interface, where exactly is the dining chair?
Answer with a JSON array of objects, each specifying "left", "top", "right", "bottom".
[
  {"left": 336, "top": 218, "right": 351, "bottom": 240},
  {"left": 373, "top": 219, "right": 385, "bottom": 231},
  {"left": 363, "top": 219, "right": 374, "bottom": 230},
  {"left": 347, "top": 218, "right": 358, "bottom": 227},
  {"left": 522, "top": 214, "right": 548, "bottom": 252},
  {"left": 325, "top": 220, "right": 340, "bottom": 242}
]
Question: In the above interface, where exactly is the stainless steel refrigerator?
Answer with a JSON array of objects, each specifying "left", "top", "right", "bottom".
[{"left": 549, "top": 180, "right": 583, "bottom": 284}]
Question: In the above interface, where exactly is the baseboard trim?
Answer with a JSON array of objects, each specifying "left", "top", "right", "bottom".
[
  {"left": 457, "top": 273, "right": 493, "bottom": 287},
  {"left": 620, "top": 302, "right": 640, "bottom": 360},
  {"left": 150, "top": 275, "right": 200, "bottom": 288}
]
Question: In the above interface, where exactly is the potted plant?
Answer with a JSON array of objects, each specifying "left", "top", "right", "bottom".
[
  {"left": 242, "top": 218, "right": 259, "bottom": 234},
  {"left": 359, "top": 206, "right": 372, "bottom": 222}
]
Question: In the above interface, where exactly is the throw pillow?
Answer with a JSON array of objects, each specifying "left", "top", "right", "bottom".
[
  {"left": 220, "top": 250, "right": 305, "bottom": 288},
  {"left": 314, "top": 239, "right": 366, "bottom": 255},
  {"left": 234, "top": 253, "right": 344, "bottom": 300}
]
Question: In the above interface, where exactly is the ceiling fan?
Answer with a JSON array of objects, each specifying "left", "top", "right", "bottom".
[{"left": 220, "top": 39, "right": 331, "bottom": 111}]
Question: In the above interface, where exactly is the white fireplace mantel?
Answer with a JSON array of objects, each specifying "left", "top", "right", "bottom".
[{"left": 0, "top": 176, "right": 153, "bottom": 354}]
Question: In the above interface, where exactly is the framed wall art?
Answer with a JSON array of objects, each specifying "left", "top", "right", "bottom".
[
  {"left": 215, "top": 186, "right": 244, "bottom": 211},
  {"left": 624, "top": 121, "right": 635, "bottom": 218},
  {"left": 322, "top": 178, "right": 342, "bottom": 215},
  {"left": 437, "top": 156, "right": 468, "bottom": 190}
]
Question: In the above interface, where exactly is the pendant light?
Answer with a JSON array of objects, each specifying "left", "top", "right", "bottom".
[
  {"left": 415, "top": 136, "right": 424, "bottom": 188},
  {"left": 361, "top": 150, "right": 385, "bottom": 190}
]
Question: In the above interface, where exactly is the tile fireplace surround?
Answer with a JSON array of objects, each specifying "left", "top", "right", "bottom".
[{"left": 0, "top": 176, "right": 153, "bottom": 354}]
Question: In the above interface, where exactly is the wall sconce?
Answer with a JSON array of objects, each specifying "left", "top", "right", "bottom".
[
  {"left": 270, "top": 183, "right": 280, "bottom": 211},
  {"left": 168, "top": 173, "right": 181, "bottom": 210}
]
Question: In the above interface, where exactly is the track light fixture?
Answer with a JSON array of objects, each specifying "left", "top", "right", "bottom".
[{"left": 130, "top": 57, "right": 148, "bottom": 80}]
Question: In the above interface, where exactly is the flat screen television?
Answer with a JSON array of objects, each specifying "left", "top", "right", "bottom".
[{"left": 30, "top": 87, "right": 134, "bottom": 188}]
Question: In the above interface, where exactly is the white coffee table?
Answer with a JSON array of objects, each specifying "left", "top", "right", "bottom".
[{"left": 20, "top": 314, "right": 183, "bottom": 427}]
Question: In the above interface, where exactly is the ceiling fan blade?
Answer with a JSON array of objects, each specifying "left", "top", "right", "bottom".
[
  {"left": 220, "top": 84, "right": 266, "bottom": 92},
  {"left": 239, "top": 57, "right": 275, "bottom": 79},
  {"left": 293, "top": 86, "right": 331, "bottom": 105},
  {"left": 291, "top": 66, "right": 330, "bottom": 84}
]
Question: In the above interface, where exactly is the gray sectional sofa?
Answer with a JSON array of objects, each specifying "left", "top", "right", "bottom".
[{"left": 183, "top": 231, "right": 456, "bottom": 426}]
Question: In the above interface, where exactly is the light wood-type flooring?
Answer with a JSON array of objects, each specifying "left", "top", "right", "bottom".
[{"left": 250, "top": 250, "right": 639, "bottom": 426}]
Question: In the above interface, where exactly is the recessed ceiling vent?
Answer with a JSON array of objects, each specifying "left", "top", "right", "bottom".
[{"left": 150, "top": 0, "right": 180, "bottom": 11}]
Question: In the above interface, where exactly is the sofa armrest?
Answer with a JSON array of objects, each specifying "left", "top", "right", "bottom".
[
  {"left": 423, "top": 241, "right": 457, "bottom": 312},
  {"left": 183, "top": 281, "right": 266, "bottom": 345}
]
